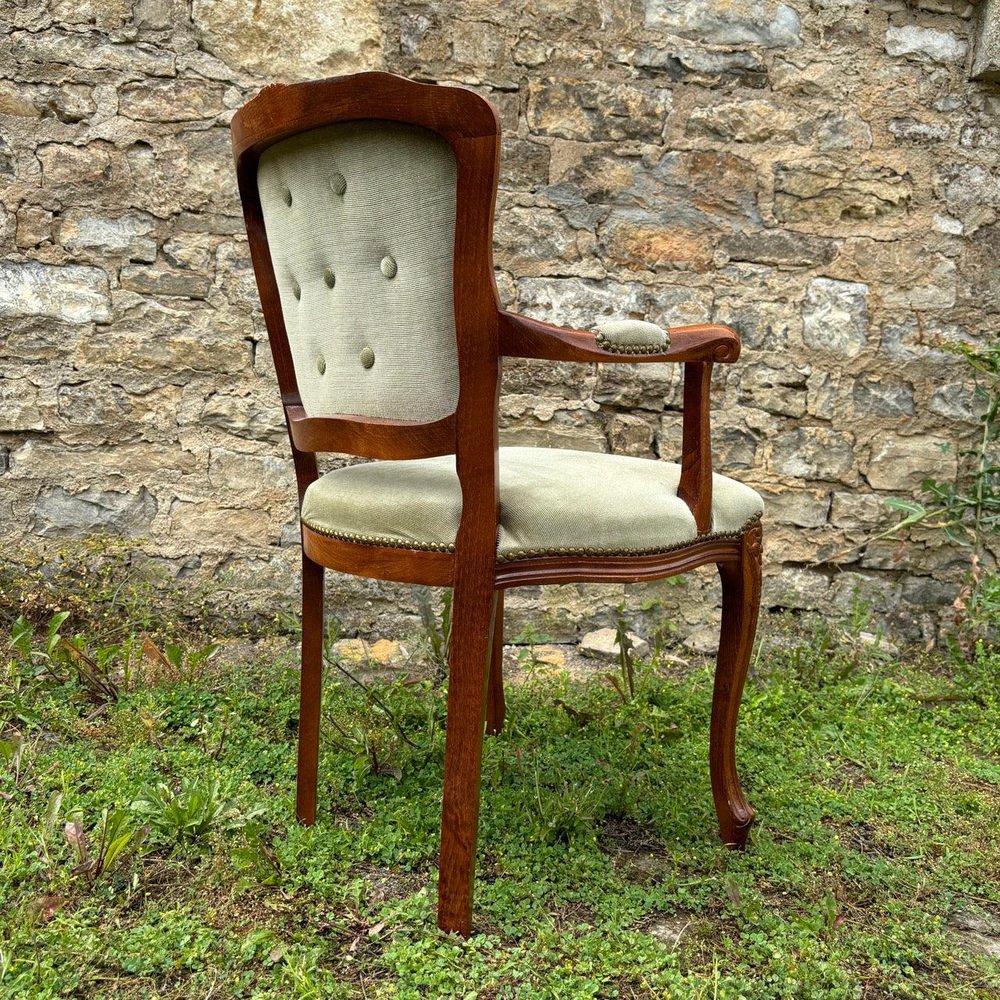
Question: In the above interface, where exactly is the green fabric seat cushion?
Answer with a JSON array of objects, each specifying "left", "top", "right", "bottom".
[{"left": 301, "top": 447, "right": 763, "bottom": 560}]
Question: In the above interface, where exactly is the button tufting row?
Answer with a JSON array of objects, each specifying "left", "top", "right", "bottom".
[
  {"left": 315, "top": 346, "right": 376, "bottom": 376},
  {"left": 280, "top": 172, "right": 387, "bottom": 379}
]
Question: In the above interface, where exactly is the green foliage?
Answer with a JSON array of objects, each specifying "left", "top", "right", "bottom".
[
  {"left": 131, "top": 776, "right": 257, "bottom": 849},
  {"left": 511, "top": 623, "right": 553, "bottom": 672},
  {"left": 413, "top": 585, "right": 452, "bottom": 678},
  {"left": 63, "top": 808, "right": 145, "bottom": 885},
  {"left": 883, "top": 334, "right": 1000, "bottom": 655},
  {"left": 0, "top": 594, "right": 998, "bottom": 998}
]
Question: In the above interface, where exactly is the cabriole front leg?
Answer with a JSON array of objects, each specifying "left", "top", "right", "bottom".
[{"left": 710, "top": 521, "right": 762, "bottom": 849}]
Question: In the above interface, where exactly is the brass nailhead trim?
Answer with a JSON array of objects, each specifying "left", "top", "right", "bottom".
[
  {"left": 496, "top": 514, "right": 762, "bottom": 562},
  {"left": 594, "top": 332, "right": 668, "bottom": 355},
  {"left": 301, "top": 514, "right": 762, "bottom": 561},
  {"left": 303, "top": 523, "right": 455, "bottom": 553}
]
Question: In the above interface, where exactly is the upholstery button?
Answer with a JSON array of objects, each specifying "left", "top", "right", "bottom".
[
  {"left": 330, "top": 172, "right": 347, "bottom": 196},
  {"left": 323, "top": 268, "right": 336, "bottom": 289},
  {"left": 360, "top": 346, "right": 375, "bottom": 369},
  {"left": 316, "top": 355, "right": 326, "bottom": 375},
  {"left": 291, "top": 279, "right": 301, "bottom": 300},
  {"left": 380, "top": 255, "right": 397, "bottom": 279},
  {"left": 281, "top": 186, "right": 292, "bottom": 207}
]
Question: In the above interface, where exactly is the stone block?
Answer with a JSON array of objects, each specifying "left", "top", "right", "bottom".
[
  {"left": 888, "top": 118, "right": 952, "bottom": 143},
  {"left": 207, "top": 448, "right": 295, "bottom": 494},
  {"left": 500, "top": 138, "right": 550, "bottom": 190},
  {"left": 15, "top": 207, "right": 53, "bottom": 248},
  {"left": 31, "top": 486, "right": 157, "bottom": 538},
  {"left": 644, "top": 0, "right": 801, "bottom": 47},
  {"left": 852, "top": 378, "right": 915, "bottom": 418},
  {"left": 867, "top": 435, "right": 957, "bottom": 490},
  {"left": 528, "top": 79, "right": 670, "bottom": 142},
  {"left": 0, "top": 378, "right": 45, "bottom": 431},
  {"left": 772, "top": 426, "right": 856, "bottom": 483},
  {"left": 608, "top": 413, "right": 654, "bottom": 456},
  {"left": 830, "top": 491, "right": 889, "bottom": 529},
  {"left": 12, "top": 29, "right": 175, "bottom": 76},
  {"left": 58, "top": 210, "right": 157, "bottom": 262},
  {"left": 56, "top": 381, "right": 131, "bottom": 442},
  {"left": 765, "top": 566, "right": 832, "bottom": 610},
  {"left": 802, "top": 278, "right": 868, "bottom": 357},
  {"left": 452, "top": 21, "right": 505, "bottom": 65},
  {"left": 120, "top": 263, "right": 212, "bottom": 298},
  {"left": 757, "top": 487, "right": 831, "bottom": 528},
  {"left": 494, "top": 207, "right": 591, "bottom": 276},
  {"left": 632, "top": 47, "right": 768, "bottom": 88},
  {"left": 885, "top": 23, "right": 969, "bottom": 63},
  {"left": 686, "top": 100, "right": 804, "bottom": 143},
  {"left": 198, "top": 393, "right": 287, "bottom": 443},
  {"left": 579, "top": 627, "right": 650, "bottom": 662},
  {"left": 0, "top": 261, "right": 111, "bottom": 324},
  {"left": 971, "top": 0, "right": 1000, "bottom": 80},
  {"left": 191, "top": 0, "right": 381, "bottom": 80},
  {"left": 516, "top": 277, "right": 651, "bottom": 330},
  {"left": 37, "top": 142, "right": 112, "bottom": 188},
  {"left": 118, "top": 79, "right": 227, "bottom": 123},
  {"left": 718, "top": 231, "right": 837, "bottom": 268},
  {"left": 739, "top": 363, "right": 809, "bottom": 418},
  {"left": 774, "top": 163, "right": 911, "bottom": 231}
]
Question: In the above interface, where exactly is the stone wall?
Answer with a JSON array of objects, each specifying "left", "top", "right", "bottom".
[{"left": 1, "top": 0, "right": 998, "bottom": 645}]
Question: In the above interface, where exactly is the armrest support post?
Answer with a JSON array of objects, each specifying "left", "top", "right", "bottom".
[{"left": 677, "top": 362, "right": 713, "bottom": 534}]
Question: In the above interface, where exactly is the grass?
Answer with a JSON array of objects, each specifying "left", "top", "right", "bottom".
[{"left": 1, "top": 580, "right": 998, "bottom": 998}]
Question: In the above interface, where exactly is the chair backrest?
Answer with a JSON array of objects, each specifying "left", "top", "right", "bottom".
[
  {"left": 256, "top": 120, "right": 459, "bottom": 423},
  {"left": 231, "top": 73, "right": 502, "bottom": 469}
]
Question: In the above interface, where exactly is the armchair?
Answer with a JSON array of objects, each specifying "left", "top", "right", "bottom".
[{"left": 231, "top": 72, "right": 764, "bottom": 937}]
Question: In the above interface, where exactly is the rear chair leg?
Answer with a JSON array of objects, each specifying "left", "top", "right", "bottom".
[
  {"left": 710, "top": 521, "right": 762, "bottom": 849},
  {"left": 296, "top": 553, "right": 324, "bottom": 825},
  {"left": 486, "top": 590, "right": 505, "bottom": 736},
  {"left": 437, "top": 581, "right": 497, "bottom": 936}
]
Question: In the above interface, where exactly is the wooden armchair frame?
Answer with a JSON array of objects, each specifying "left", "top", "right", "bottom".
[{"left": 231, "top": 72, "right": 762, "bottom": 937}]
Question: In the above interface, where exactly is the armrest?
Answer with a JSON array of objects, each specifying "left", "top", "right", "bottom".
[
  {"left": 498, "top": 310, "right": 740, "bottom": 364},
  {"left": 498, "top": 309, "right": 727, "bottom": 534}
]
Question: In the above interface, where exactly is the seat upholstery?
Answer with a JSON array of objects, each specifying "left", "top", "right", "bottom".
[
  {"left": 301, "top": 447, "right": 764, "bottom": 561},
  {"left": 257, "top": 121, "right": 459, "bottom": 422}
]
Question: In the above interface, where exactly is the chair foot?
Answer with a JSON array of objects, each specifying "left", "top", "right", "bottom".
[
  {"left": 437, "top": 581, "right": 496, "bottom": 937},
  {"left": 296, "top": 553, "right": 324, "bottom": 826},
  {"left": 485, "top": 590, "right": 505, "bottom": 736},
  {"left": 710, "top": 522, "right": 762, "bottom": 851}
]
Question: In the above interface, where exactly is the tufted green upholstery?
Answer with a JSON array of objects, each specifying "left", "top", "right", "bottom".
[
  {"left": 595, "top": 319, "right": 670, "bottom": 354},
  {"left": 301, "top": 447, "right": 764, "bottom": 560},
  {"left": 257, "top": 121, "right": 459, "bottom": 422}
]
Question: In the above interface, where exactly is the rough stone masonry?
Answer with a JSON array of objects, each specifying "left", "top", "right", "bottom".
[{"left": 1, "top": 0, "right": 998, "bottom": 645}]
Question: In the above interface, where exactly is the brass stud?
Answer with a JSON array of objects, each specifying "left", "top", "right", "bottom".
[
  {"left": 380, "top": 255, "right": 397, "bottom": 279},
  {"left": 360, "top": 346, "right": 375, "bottom": 369}
]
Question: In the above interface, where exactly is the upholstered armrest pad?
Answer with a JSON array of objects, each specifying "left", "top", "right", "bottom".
[{"left": 594, "top": 320, "right": 670, "bottom": 355}]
